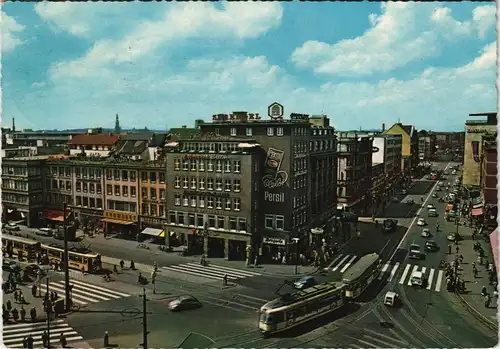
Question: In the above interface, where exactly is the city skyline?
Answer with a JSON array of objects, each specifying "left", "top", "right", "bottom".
[{"left": 2, "top": 2, "right": 496, "bottom": 132}]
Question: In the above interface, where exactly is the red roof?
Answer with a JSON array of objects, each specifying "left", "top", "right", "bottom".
[{"left": 68, "top": 134, "right": 120, "bottom": 146}]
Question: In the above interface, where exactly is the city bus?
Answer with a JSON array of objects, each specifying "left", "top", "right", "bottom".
[
  {"left": 2, "top": 234, "right": 41, "bottom": 260},
  {"left": 259, "top": 281, "right": 346, "bottom": 335},
  {"left": 342, "top": 253, "right": 382, "bottom": 299},
  {"left": 41, "top": 243, "right": 102, "bottom": 273}
]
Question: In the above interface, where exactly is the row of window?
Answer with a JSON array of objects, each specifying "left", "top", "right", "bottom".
[
  {"left": 169, "top": 211, "right": 247, "bottom": 232},
  {"left": 106, "top": 185, "right": 137, "bottom": 197},
  {"left": 174, "top": 177, "right": 241, "bottom": 192},
  {"left": 264, "top": 214, "right": 285, "bottom": 230},
  {"left": 292, "top": 209, "right": 308, "bottom": 228},
  {"left": 105, "top": 169, "right": 137, "bottom": 182},
  {"left": 2, "top": 180, "right": 29, "bottom": 191},
  {"left": 48, "top": 167, "right": 72, "bottom": 177},
  {"left": 74, "top": 145, "right": 111, "bottom": 151},
  {"left": 74, "top": 167, "right": 102, "bottom": 179},
  {"left": 141, "top": 188, "right": 166, "bottom": 200},
  {"left": 292, "top": 195, "right": 307, "bottom": 209},
  {"left": 293, "top": 158, "right": 308, "bottom": 172},
  {"left": 292, "top": 175, "right": 307, "bottom": 190},
  {"left": 106, "top": 200, "right": 137, "bottom": 212},
  {"left": 3, "top": 193, "right": 29, "bottom": 204},
  {"left": 174, "top": 159, "right": 242, "bottom": 173},
  {"left": 141, "top": 203, "right": 166, "bottom": 217},
  {"left": 76, "top": 182, "right": 101, "bottom": 194},
  {"left": 174, "top": 195, "right": 242, "bottom": 211},
  {"left": 3, "top": 167, "right": 41, "bottom": 177},
  {"left": 75, "top": 196, "right": 103, "bottom": 209},
  {"left": 181, "top": 142, "right": 241, "bottom": 152},
  {"left": 48, "top": 179, "right": 72, "bottom": 192},
  {"left": 46, "top": 193, "right": 72, "bottom": 206}
]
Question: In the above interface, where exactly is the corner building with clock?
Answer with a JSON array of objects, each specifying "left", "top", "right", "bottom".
[{"left": 165, "top": 104, "right": 338, "bottom": 263}]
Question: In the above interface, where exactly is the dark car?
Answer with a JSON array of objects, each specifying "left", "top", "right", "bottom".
[
  {"left": 294, "top": 275, "right": 316, "bottom": 289},
  {"left": 168, "top": 295, "right": 202, "bottom": 312},
  {"left": 24, "top": 264, "right": 47, "bottom": 277},
  {"left": 382, "top": 219, "right": 398, "bottom": 232},
  {"left": 425, "top": 240, "right": 439, "bottom": 252}
]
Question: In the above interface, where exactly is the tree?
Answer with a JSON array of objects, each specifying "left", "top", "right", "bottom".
[{"left": 114, "top": 114, "right": 121, "bottom": 133}]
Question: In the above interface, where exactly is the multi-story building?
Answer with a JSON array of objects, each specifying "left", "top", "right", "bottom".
[
  {"left": 43, "top": 157, "right": 74, "bottom": 226},
  {"left": 336, "top": 132, "right": 374, "bottom": 216},
  {"left": 383, "top": 123, "right": 418, "bottom": 174},
  {"left": 479, "top": 133, "right": 497, "bottom": 228},
  {"left": 417, "top": 130, "right": 435, "bottom": 161},
  {"left": 165, "top": 132, "right": 259, "bottom": 260},
  {"left": 370, "top": 163, "right": 385, "bottom": 215},
  {"left": 138, "top": 163, "right": 168, "bottom": 230},
  {"left": 371, "top": 134, "right": 403, "bottom": 213},
  {"left": 68, "top": 133, "right": 120, "bottom": 157},
  {"left": 166, "top": 109, "right": 338, "bottom": 262},
  {"left": 103, "top": 163, "right": 140, "bottom": 236},
  {"left": 463, "top": 112, "right": 497, "bottom": 187},
  {"left": 2, "top": 156, "right": 49, "bottom": 227}
]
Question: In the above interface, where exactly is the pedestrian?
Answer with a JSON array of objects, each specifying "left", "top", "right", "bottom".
[
  {"left": 31, "top": 284, "right": 37, "bottom": 298},
  {"left": 42, "top": 331, "right": 48, "bottom": 348},
  {"left": 14, "top": 290, "right": 19, "bottom": 303},
  {"left": 60, "top": 332, "right": 67, "bottom": 348},
  {"left": 20, "top": 306, "right": 26, "bottom": 322},
  {"left": 481, "top": 285, "right": 487, "bottom": 296},
  {"left": 12, "top": 308, "right": 19, "bottom": 322},
  {"left": 6, "top": 300, "right": 12, "bottom": 311},
  {"left": 30, "top": 307, "right": 37, "bottom": 322},
  {"left": 26, "top": 334, "right": 34, "bottom": 349}
]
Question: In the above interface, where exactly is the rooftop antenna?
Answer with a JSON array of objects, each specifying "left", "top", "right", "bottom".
[{"left": 397, "top": 118, "right": 401, "bottom": 123}]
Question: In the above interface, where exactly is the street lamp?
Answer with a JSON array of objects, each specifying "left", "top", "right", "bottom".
[{"left": 292, "top": 237, "right": 300, "bottom": 275}]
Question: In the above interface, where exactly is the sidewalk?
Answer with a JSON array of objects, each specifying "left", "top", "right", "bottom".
[{"left": 445, "top": 221, "right": 498, "bottom": 331}]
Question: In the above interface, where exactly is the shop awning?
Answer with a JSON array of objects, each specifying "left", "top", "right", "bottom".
[
  {"left": 45, "top": 209, "right": 71, "bottom": 222},
  {"left": 472, "top": 207, "right": 484, "bottom": 216},
  {"left": 101, "top": 218, "right": 135, "bottom": 225},
  {"left": 159, "top": 231, "right": 176, "bottom": 238},
  {"left": 490, "top": 229, "right": 498, "bottom": 271},
  {"left": 141, "top": 228, "right": 163, "bottom": 237}
]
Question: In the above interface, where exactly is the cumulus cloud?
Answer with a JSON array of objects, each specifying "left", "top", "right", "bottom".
[
  {"left": 291, "top": 3, "right": 496, "bottom": 76},
  {"left": 1, "top": 11, "right": 25, "bottom": 53}
]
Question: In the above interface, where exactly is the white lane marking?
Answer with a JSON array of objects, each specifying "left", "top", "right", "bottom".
[
  {"left": 3, "top": 319, "right": 65, "bottom": 330},
  {"left": 389, "top": 263, "right": 400, "bottom": 282},
  {"left": 362, "top": 334, "right": 403, "bottom": 348},
  {"left": 70, "top": 279, "right": 130, "bottom": 297},
  {"left": 388, "top": 162, "right": 452, "bottom": 262},
  {"left": 421, "top": 267, "right": 427, "bottom": 275},
  {"left": 325, "top": 254, "right": 345, "bottom": 270},
  {"left": 201, "top": 263, "right": 262, "bottom": 276},
  {"left": 340, "top": 255, "right": 358, "bottom": 273},
  {"left": 399, "top": 264, "right": 411, "bottom": 284},
  {"left": 332, "top": 255, "right": 350, "bottom": 272},
  {"left": 4, "top": 326, "right": 76, "bottom": 339},
  {"left": 163, "top": 265, "right": 227, "bottom": 280},
  {"left": 435, "top": 270, "right": 444, "bottom": 292},
  {"left": 407, "top": 265, "right": 419, "bottom": 286},
  {"left": 41, "top": 284, "right": 88, "bottom": 305},
  {"left": 52, "top": 281, "right": 112, "bottom": 301},
  {"left": 10, "top": 336, "right": 83, "bottom": 348},
  {"left": 381, "top": 263, "right": 390, "bottom": 273},
  {"left": 363, "top": 328, "right": 407, "bottom": 345},
  {"left": 180, "top": 263, "right": 243, "bottom": 279},
  {"left": 427, "top": 269, "right": 435, "bottom": 290},
  {"left": 185, "top": 262, "right": 260, "bottom": 277}
]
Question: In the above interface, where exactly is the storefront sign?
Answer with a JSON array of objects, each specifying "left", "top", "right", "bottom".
[
  {"left": 184, "top": 154, "right": 228, "bottom": 160},
  {"left": 264, "top": 191, "right": 285, "bottom": 203},
  {"left": 76, "top": 208, "right": 103, "bottom": 217},
  {"left": 194, "top": 208, "right": 219, "bottom": 215},
  {"left": 262, "top": 147, "right": 289, "bottom": 189},
  {"left": 104, "top": 210, "right": 137, "bottom": 222},
  {"left": 290, "top": 113, "right": 309, "bottom": 120},
  {"left": 263, "top": 237, "right": 286, "bottom": 246},
  {"left": 466, "top": 128, "right": 495, "bottom": 134},
  {"left": 184, "top": 190, "right": 230, "bottom": 198},
  {"left": 141, "top": 217, "right": 167, "bottom": 225}
]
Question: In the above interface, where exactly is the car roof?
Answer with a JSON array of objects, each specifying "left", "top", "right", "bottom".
[
  {"left": 299, "top": 275, "right": 314, "bottom": 281},
  {"left": 385, "top": 291, "right": 397, "bottom": 298},
  {"left": 179, "top": 295, "right": 196, "bottom": 301},
  {"left": 412, "top": 271, "right": 423, "bottom": 277},
  {"left": 410, "top": 243, "right": 420, "bottom": 248}
]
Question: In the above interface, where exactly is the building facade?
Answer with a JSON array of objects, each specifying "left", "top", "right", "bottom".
[
  {"left": 417, "top": 130, "right": 435, "bottom": 161},
  {"left": 138, "top": 163, "right": 168, "bottom": 230},
  {"left": 336, "top": 132, "right": 374, "bottom": 216},
  {"left": 383, "top": 123, "right": 418, "bottom": 174},
  {"left": 68, "top": 133, "right": 120, "bottom": 157},
  {"left": 2, "top": 156, "right": 48, "bottom": 227},
  {"left": 463, "top": 113, "right": 497, "bottom": 187},
  {"left": 480, "top": 133, "right": 497, "bottom": 228}
]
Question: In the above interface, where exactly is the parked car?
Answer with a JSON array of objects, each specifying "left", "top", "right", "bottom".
[
  {"left": 431, "top": 193, "right": 438, "bottom": 198},
  {"left": 427, "top": 204, "right": 435, "bottom": 210},
  {"left": 4, "top": 222, "right": 20, "bottom": 231},
  {"left": 408, "top": 244, "right": 422, "bottom": 260},
  {"left": 417, "top": 218, "right": 426, "bottom": 226},
  {"left": 428, "top": 209, "right": 438, "bottom": 217},
  {"left": 421, "top": 228, "right": 431, "bottom": 238},
  {"left": 36, "top": 228, "right": 54, "bottom": 237}
]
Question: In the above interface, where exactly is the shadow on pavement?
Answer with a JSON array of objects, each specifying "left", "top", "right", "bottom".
[
  {"left": 408, "top": 181, "right": 435, "bottom": 195},
  {"left": 378, "top": 203, "right": 420, "bottom": 218},
  {"left": 272, "top": 302, "right": 361, "bottom": 338}
]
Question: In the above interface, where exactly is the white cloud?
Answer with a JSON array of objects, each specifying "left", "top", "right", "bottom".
[
  {"left": 1, "top": 11, "right": 25, "bottom": 53},
  {"left": 48, "top": 3, "right": 283, "bottom": 80},
  {"left": 291, "top": 3, "right": 495, "bottom": 76},
  {"left": 31, "top": 82, "right": 46, "bottom": 88}
]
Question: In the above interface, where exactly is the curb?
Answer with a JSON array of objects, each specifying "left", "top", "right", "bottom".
[{"left": 455, "top": 292, "right": 498, "bottom": 332}]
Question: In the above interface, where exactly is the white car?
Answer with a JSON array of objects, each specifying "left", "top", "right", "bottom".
[
  {"left": 447, "top": 233, "right": 456, "bottom": 241},
  {"left": 427, "top": 204, "right": 435, "bottom": 210},
  {"left": 421, "top": 229, "right": 431, "bottom": 238},
  {"left": 411, "top": 271, "right": 425, "bottom": 287},
  {"left": 417, "top": 218, "right": 426, "bottom": 226}
]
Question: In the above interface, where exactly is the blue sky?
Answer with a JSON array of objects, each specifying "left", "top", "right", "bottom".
[{"left": 2, "top": 2, "right": 496, "bottom": 131}]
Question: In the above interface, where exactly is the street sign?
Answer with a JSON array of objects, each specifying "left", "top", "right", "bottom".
[{"left": 268, "top": 102, "right": 284, "bottom": 120}]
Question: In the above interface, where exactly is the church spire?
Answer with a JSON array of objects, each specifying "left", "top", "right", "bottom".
[{"left": 114, "top": 114, "right": 121, "bottom": 133}]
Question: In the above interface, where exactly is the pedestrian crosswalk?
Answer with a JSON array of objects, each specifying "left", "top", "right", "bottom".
[
  {"left": 41, "top": 279, "right": 131, "bottom": 305},
  {"left": 3, "top": 319, "right": 83, "bottom": 348},
  {"left": 162, "top": 262, "right": 262, "bottom": 281},
  {"left": 325, "top": 253, "right": 445, "bottom": 293}
]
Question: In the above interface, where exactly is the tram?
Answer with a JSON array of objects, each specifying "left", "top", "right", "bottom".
[
  {"left": 342, "top": 252, "right": 382, "bottom": 299},
  {"left": 2, "top": 234, "right": 41, "bottom": 260},
  {"left": 42, "top": 244, "right": 102, "bottom": 273}
]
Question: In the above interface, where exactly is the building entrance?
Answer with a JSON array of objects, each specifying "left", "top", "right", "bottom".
[
  {"left": 228, "top": 240, "right": 246, "bottom": 261},
  {"left": 207, "top": 237, "right": 225, "bottom": 258},
  {"left": 188, "top": 234, "right": 203, "bottom": 255}
]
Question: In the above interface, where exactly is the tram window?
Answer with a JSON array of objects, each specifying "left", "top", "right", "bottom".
[{"left": 84, "top": 258, "right": 88, "bottom": 264}]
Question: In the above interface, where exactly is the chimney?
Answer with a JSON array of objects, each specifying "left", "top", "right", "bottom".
[
  {"left": 382, "top": 123, "right": 385, "bottom": 132},
  {"left": 12, "top": 118, "right": 15, "bottom": 132}
]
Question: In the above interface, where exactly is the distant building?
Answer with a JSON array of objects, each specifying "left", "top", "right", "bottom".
[
  {"left": 67, "top": 133, "right": 120, "bottom": 157},
  {"left": 417, "top": 130, "right": 436, "bottom": 161},
  {"left": 480, "top": 133, "right": 497, "bottom": 228},
  {"left": 383, "top": 123, "right": 418, "bottom": 174},
  {"left": 463, "top": 112, "right": 497, "bottom": 187}
]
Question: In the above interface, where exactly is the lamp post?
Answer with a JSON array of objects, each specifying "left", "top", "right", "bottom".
[
  {"left": 292, "top": 237, "right": 300, "bottom": 274},
  {"left": 62, "top": 204, "right": 71, "bottom": 313}
]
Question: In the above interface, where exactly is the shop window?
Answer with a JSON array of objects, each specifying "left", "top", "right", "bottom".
[
  {"left": 197, "top": 215, "right": 204, "bottom": 227},
  {"left": 188, "top": 214, "right": 195, "bottom": 226}
]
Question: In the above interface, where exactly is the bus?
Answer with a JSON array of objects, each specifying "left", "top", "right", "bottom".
[
  {"left": 41, "top": 243, "right": 102, "bottom": 273},
  {"left": 259, "top": 281, "right": 346, "bottom": 335},
  {"left": 342, "top": 253, "right": 381, "bottom": 299},
  {"left": 2, "top": 234, "right": 41, "bottom": 260}
]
